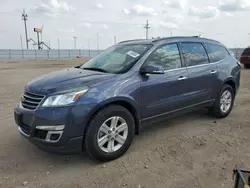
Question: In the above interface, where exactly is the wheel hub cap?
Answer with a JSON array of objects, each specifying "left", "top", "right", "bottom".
[
  {"left": 220, "top": 90, "right": 232, "bottom": 113},
  {"left": 97, "top": 116, "right": 128, "bottom": 153}
]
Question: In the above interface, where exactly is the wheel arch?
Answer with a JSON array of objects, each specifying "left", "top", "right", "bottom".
[
  {"left": 223, "top": 78, "right": 236, "bottom": 94},
  {"left": 84, "top": 97, "right": 141, "bottom": 138}
]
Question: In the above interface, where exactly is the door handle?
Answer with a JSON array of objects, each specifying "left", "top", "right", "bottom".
[
  {"left": 210, "top": 70, "right": 217, "bottom": 74},
  {"left": 178, "top": 76, "right": 187, "bottom": 81}
]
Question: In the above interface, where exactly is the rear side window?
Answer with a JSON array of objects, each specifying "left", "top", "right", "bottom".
[
  {"left": 180, "top": 43, "right": 209, "bottom": 67},
  {"left": 242, "top": 48, "right": 250, "bottom": 56},
  {"left": 204, "top": 43, "right": 229, "bottom": 62}
]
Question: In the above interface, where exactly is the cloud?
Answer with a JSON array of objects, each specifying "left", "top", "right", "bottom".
[
  {"left": 125, "top": 4, "right": 158, "bottom": 16},
  {"left": 163, "top": 0, "right": 187, "bottom": 9},
  {"left": 162, "top": 12, "right": 185, "bottom": 24},
  {"left": 31, "top": 0, "right": 75, "bottom": 17},
  {"left": 96, "top": 4, "right": 104, "bottom": 9},
  {"left": 188, "top": 6, "right": 219, "bottom": 19},
  {"left": 219, "top": 0, "right": 250, "bottom": 11},
  {"left": 123, "top": 8, "right": 131, "bottom": 15},
  {"left": 103, "top": 24, "right": 109, "bottom": 29},
  {"left": 159, "top": 21, "right": 179, "bottom": 29},
  {"left": 57, "top": 28, "right": 75, "bottom": 33},
  {"left": 82, "top": 22, "right": 91, "bottom": 28}
]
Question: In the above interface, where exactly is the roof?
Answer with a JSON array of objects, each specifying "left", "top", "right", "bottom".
[{"left": 118, "top": 36, "right": 222, "bottom": 46}]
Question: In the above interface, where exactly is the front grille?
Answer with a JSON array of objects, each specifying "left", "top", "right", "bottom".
[{"left": 21, "top": 91, "right": 45, "bottom": 110}]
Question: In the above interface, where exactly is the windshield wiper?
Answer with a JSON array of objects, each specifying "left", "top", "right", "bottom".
[{"left": 82, "top": 67, "right": 108, "bottom": 73}]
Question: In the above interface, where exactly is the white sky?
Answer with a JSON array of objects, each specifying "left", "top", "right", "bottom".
[{"left": 0, "top": 0, "right": 250, "bottom": 49}]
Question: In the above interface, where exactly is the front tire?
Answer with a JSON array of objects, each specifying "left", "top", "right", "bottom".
[
  {"left": 209, "top": 84, "right": 235, "bottom": 118},
  {"left": 84, "top": 105, "right": 135, "bottom": 162}
]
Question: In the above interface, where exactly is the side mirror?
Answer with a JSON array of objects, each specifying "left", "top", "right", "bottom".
[{"left": 140, "top": 64, "right": 165, "bottom": 75}]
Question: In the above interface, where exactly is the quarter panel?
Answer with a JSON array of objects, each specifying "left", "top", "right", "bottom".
[{"left": 216, "top": 56, "right": 241, "bottom": 92}]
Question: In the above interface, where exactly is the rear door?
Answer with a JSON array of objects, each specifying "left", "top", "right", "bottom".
[
  {"left": 179, "top": 42, "right": 217, "bottom": 104},
  {"left": 203, "top": 43, "right": 230, "bottom": 98}
]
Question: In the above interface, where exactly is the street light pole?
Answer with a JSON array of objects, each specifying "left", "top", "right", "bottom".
[
  {"left": 161, "top": 28, "right": 173, "bottom": 37},
  {"left": 88, "top": 38, "right": 91, "bottom": 58},
  {"left": 73, "top": 36, "right": 77, "bottom": 49},
  {"left": 97, "top": 33, "right": 100, "bottom": 52},
  {"left": 57, "top": 37, "right": 60, "bottom": 50}
]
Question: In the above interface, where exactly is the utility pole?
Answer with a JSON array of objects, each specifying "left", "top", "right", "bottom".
[
  {"left": 73, "top": 36, "right": 77, "bottom": 49},
  {"left": 20, "top": 34, "right": 24, "bottom": 50},
  {"left": 37, "top": 32, "right": 40, "bottom": 50},
  {"left": 144, "top": 20, "right": 150, "bottom": 39},
  {"left": 21, "top": 9, "right": 29, "bottom": 49},
  {"left": 40, "top": 25, "right": 44, "bottom": 49},
  {"left": 114, "top": 36, "right": 117, "bottom": 45}
]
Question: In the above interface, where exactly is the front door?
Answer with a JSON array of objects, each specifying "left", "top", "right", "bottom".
[{"left": 140, "top": 43, "right": 190, "bottom": 120}]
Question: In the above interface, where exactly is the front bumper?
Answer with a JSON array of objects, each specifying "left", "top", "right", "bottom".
[{"left": 14, "top": 103, "right": 92, "bottom": 154}]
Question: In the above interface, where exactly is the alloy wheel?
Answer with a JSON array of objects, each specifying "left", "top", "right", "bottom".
[{"left": 97, "top": 116, "right": 128, "bottom": 153}]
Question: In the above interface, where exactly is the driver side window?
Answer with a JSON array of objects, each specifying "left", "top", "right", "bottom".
[{"left": 145, "top": 43, "right": 182, "bottom": 71}]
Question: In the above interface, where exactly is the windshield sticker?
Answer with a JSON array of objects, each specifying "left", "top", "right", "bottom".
[{"left": 126, "top": 51, "right": 140, "bottom": 58}]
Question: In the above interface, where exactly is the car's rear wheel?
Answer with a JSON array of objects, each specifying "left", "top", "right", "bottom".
[
  {"left": 84, "top": 105, "right": 135, "bottom": 162},
  {"left": 209, "top": 84, "right": 235, "bottom": 118},
  {"left": 244, "top": 64, "right": 250, "bottom": 69}
]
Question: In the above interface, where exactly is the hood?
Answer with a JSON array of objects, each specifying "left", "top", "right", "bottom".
[{"left": 25, "top": 68, "right": 114, "bottom": 95}]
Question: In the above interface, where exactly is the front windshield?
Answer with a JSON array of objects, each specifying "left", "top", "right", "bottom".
[{"left": 80, "top": 44, "right": 152, "bottom": 74}]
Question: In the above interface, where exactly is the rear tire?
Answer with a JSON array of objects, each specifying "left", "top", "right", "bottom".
[
  {"left": 209, "top": 84, "right": 235, "bottom": 118},
  {"left": 84, "top": 105, "right": 135, "bottom": 162}
]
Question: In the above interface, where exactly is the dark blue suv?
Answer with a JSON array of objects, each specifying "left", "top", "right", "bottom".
[{"left": 14, "top": 37, "right": 241, "bottom": 161}]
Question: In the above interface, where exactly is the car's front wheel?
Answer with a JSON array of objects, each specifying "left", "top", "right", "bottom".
[
  {"left": 84, "top": 105, "right": 135, "bottom": 162},
  {"left": 209, "top": 84, "right": 235, "bottom": 118}
]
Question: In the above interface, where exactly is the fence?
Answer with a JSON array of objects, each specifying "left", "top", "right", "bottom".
[
  {"left": 0, "top": 49, "right": 100, "bottom": 60},
  {"left": 0, "top": 48, "right": 245, "bottom": 60}
]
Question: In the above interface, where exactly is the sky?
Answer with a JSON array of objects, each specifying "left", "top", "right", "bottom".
[{"left": 0, "top": 0, "right": 250, "bottom": 49}]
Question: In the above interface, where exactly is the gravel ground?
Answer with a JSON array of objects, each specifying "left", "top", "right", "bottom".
[{"left": 0, "top": 60, "right": 249, "bottom": 188}]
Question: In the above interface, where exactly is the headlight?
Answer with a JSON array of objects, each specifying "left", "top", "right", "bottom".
[{"left": 41, "top": 87, "right": 89, "bottom": 107}]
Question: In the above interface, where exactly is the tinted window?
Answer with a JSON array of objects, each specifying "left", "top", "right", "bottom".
[
  {"left": 242, "top": 48, "right": 250, "bottom": 56},
  {"left": 204, "top": 43, "right": 229, "bottom": 62},
  {"left": 180, "top": 43, "right": 209, "bottom": 67},
  {"left": 145, "top": 44, "right": 182, "bottom": 71}
]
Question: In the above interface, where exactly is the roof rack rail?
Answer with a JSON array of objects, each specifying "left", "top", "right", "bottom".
[{"left": 118, "top": 39, "right": 145, "bottom": 44}]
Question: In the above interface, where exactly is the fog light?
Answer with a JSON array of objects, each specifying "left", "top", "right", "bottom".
[
  {"left": 36, "top": 125, "right": 65, "bottom": 131},
  {"left": 50, "top": 134, "right": 60, "bottom": 141},
  {"left": 45, "top": 131, "right": 63, "bottom": 142}
]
